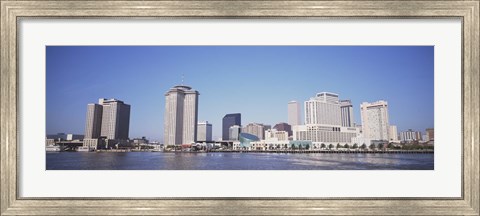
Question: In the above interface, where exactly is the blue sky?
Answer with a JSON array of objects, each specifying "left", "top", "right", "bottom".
[{"left": 46, "top": 46, "right": 434, "bottom": 141}]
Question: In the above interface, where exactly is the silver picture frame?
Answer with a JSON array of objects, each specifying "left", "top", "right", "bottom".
[{"left": 1, "top": 1, "right": 478, "bottom": 215}]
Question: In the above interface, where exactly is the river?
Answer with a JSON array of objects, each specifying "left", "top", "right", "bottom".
[{"left": 46, "top": 152, "right": 434, "bottom": 170}]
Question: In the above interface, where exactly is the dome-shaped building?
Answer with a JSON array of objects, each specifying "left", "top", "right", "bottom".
[{"left": 239, "top": 133, "right": 259, "bottom": 148}]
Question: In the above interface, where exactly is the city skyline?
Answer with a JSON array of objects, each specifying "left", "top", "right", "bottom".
[{"left": 46, "top": 46, "right": 434, "bottom": 141}]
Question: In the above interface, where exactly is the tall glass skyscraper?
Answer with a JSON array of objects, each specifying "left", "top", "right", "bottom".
[{"left": 222, "top": 113, "right": 241, "bottom": 141}]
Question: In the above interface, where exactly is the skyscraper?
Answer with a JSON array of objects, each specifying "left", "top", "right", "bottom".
[
  {"left": 304, "top": 92, "right": 341, "bottom": 125},
  {"left": 164, "top": 85, "right": 199, "bottom": 145},
  {"left": 340, "top": 99, "right": 355, "bottom": 127},
  {"left": 84, "top": 103, "right": 103, "bottom": 139},
  {"left": 222, "top": 113, "right": 241, "bottom": 141},
  {"left": 360, "top": 100, "right": 390, "bottom": 141},
  {"left": 99, "top": 98, "right": 131, "bottom": 140},
  {"left": 197, "top": 121, "right": 212, "bottom": 142},
  {"left": 426, "top": 128, "right": 434, "bottom": 141},
  {"left": 83, "top": 98, "right": 130, "bottom": 150},
  {"left": 288, "top": 101, "right": 301, "bottom": 126}
]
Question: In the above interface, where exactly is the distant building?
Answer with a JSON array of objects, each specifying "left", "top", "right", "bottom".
[
  {"left": 243, "top": 123, "right": 266, "bottom": 140},
  {"left": 360, "top": 100, "right": 390, "bottom": 141},
  {"left": 96, "top": 98, "right": 131, "bottom": 140},
  {"left": 66, "top": 134, "right": 84, "bottom": 141},
  {"left": 222, "top": 113, "right": 241, "bottom": 141},
  {"left": 293, "top": 125, "right": 358, "bottom": 144},
  {"left": 197, "top": 121, "right": 213, "bottom": 142},
  {"left": 265, "top": 129, "right": 289, "bottom": 141},
  {"left": 340, "top": 100, "right": 355, "bottom": 127},
  {"left": 288, "top": 101, "right": 301, "bottom": 126},
  {"left": 305, "top": 92, "right": 342, "bottom": 125},
  {"left": 46, "top": 133, "right": 67, "bottom": 141},
  {"left": 426, "top": 128, "right": 434, "bottom": 141},
  {"left": 389, "top": 125, "right": 399, "bottom": 142},
  {"left": 164, "top": 85, "right": 199, "bottom": 145},
  {"left": 293, "top": 92, "right": 358, "bottom": 144},
  {"left": 273, "top": 122, "right": 292, "bottom": 136},
  {"left": 45, "top": 138, "right": 55, "bottom": 146},
  {"left": 400, "top": 129, "right": 422, "bottom": 142},
  {"left": 229, "top": 125, "right": 241, "bottom": 141}
]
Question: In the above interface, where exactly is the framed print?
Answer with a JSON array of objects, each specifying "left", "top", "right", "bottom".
[{"left": 1, "top": 0, "right": 479, "bottom": 215}]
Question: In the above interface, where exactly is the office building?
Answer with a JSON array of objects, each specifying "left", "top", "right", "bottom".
[
  {"left": 164, "top": 85, "right": 199, "bottom": 145},
  {"left": 389, "top": 125, "right": 399, "bottom": 142},
  {"left": 197, "top": 121, "right": 212, "bottom": 142},
  {"left": 84, "top": 103, "right": 103, "bottom": 139},
  {"left": 229, "top": 125, "right": 241, "bottom": 141},
  {"left": 99, "top": 98, "right": 131, "bottom": 140},
  {"left": 288, "top": 101, "right": 301, "bottom": 126},
  {"left": 305, "top": 92, "right": 342, "bottom": 126},
  {"left": 340, "top": 100, "right": 355, "bottom": 127},
  {"left": 360, "top": 100, "right": 390, "bottom": 141},
  {"left": 243, "top": 123, "right": 266, "bottom": 140},
  {"left": 273, "top": 122, "right": 292, "bottom": 136},
  {"left": 83, "top": 98, "right": 130, "bottom": 140},
  {"left": 222, "top": 113, "right": 241, "bottom": 141},
  {"left": 400, "top": 129, "right": 422, "bottom": 142}
]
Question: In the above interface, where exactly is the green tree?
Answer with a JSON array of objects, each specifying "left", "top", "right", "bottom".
[
  {"left": 353, "top": 144, "right": 358, "bottom": 149},
  {"left": 378, "top": 143, "right": 384, "bottom": 150},
  {"left": 336, "top": 143, "right": 341, "bottom": 149},
  {"left": 344, "top": 144, "right": 350, "bottom": 149},
  {"left": 328, "top": 144, "right": 334, "bottom": 150},
  {"left": 306, "top": 144, "right": 310, "bottom": 150},
  {"left": 321, "top": 143, "right": 326, "bottom": 149},
  {"left": 387, "top": 143, "right": 394, "bottom": 149},
  {"left": 360, "top": 144, "right": 367, "bottom": 149},
  {"left": 369, "top": 143, "right": 376, "bottom": 150}
]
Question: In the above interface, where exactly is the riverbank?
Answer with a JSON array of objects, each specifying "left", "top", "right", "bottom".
[{"left": 90, "top": 149, "right": 434, "bottom": 154}]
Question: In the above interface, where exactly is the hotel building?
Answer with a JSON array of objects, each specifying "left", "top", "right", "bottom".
[
  {"left": 164, "top": 85, "right": 199, "bottom": 145},
  {"left": 293, "top": 92, "right": 358, "bottom": 145},
  {"left": 360, "top": 100, "right": 390, "bottom": 141}
]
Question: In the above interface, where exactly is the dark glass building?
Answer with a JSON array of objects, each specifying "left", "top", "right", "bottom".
[
  {"left": 222, "top": 113, "right": 241, "bottom": 141},
  {"left": 273, "top": 122, "right": 292, "bottom": 136}
]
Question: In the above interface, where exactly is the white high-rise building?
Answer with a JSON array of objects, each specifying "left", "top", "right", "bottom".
[
  {"left": 288, "top": 101, "right": 301, "bottom": 126},
  {"left": 242, "top": 123, "right": 266, "bottom": 140},
  {"left": 84, "top": 103, "right": 103, "bottom": 139},
  {"left": 340, "top": 100, "right": 355, "bottom": 127},
  {"left": 305, "top": 92, "right": 341, "bottom": 126},
  {"left": 229, "top": 125, "right": 241, "bottom": 141},
  {"left": 389, "top": 125, "right": 399, "bottom": 142},
  {"left": 197, "top": 121, "right": 212, "bottom": 142},
  {"left": 164, "top": 85, "right": 199, "bottom": 145},
  {"left": 99, "top": 98, "right": 131, "bottom": 140},
  {"left": 360, "top": 100, "right": 390, "bottom": 141}
]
